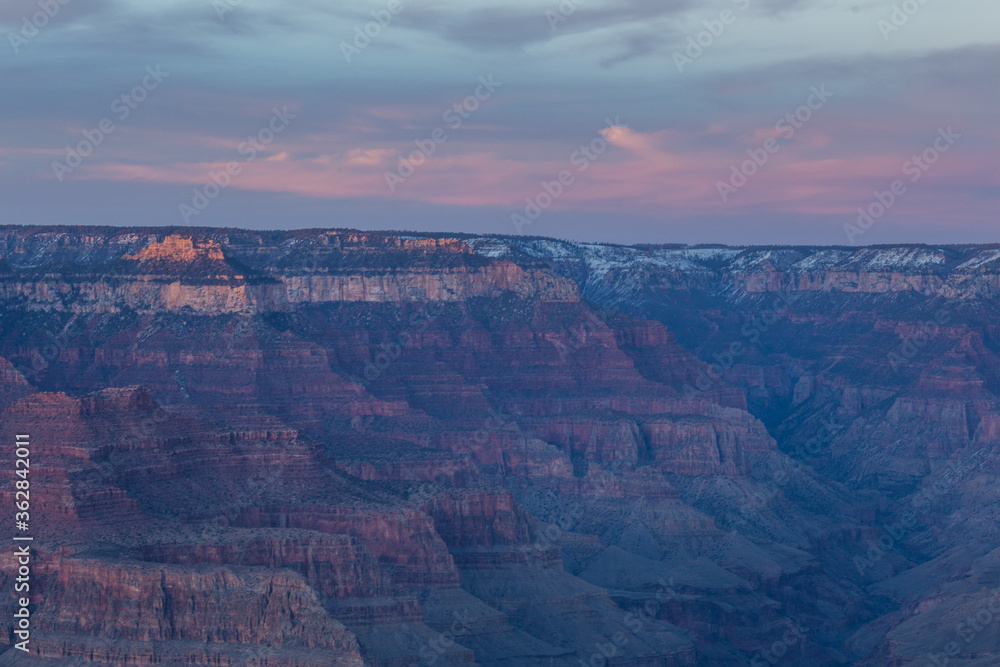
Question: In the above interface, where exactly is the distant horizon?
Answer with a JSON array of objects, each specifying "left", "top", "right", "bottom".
[{"left": 3, "top": 222, "right": 1000, "bottom": 251}]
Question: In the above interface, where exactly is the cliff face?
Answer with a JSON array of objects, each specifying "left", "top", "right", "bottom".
[
  {"left": 0, "top": 231, "right": 578, "bottom": 315},
  {"left": 1, "top": 227, "right": 999, "bottom": 666},
  {"left": 35, "top": 559, "right": 365, "bottom": 666},
  {"left": 478, "top": 236, "right": 1000, "bottom": 665}
]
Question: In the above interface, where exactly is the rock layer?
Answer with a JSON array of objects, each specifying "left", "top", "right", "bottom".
[{"left": 1, "top": 228, "right": 999, "bottom": 665}]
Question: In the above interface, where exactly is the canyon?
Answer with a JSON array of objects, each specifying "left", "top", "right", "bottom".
[{"left": 0, "top": 227, "right": 998, "bottom": 665}]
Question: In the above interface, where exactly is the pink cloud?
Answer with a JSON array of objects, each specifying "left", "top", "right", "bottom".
[{"left": 59, "top": 120, "right": 996, "bottom": 226}]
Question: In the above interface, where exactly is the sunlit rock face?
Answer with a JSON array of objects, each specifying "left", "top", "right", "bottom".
[{"left": 1, "top": 227, "right": 999, "bottom": 665}]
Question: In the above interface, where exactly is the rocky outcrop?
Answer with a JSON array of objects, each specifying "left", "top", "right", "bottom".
[
  {"left": 125, "top": 234, "right": 227, "bottom": 263},
  {"left": 0, "top": 356, "right": 32, "bottom": 411},
  {"left": 3, "top": 228, "right": 1000, "bottom": 666},
  {"left": 0, "top": 228, "right": 579, "bottom": 315},
  {"left": 25, "top": 558, "right": 366, "bottom": 666},
  {"left": 139, "top": 531, "right": 392, "bottom": 599}
]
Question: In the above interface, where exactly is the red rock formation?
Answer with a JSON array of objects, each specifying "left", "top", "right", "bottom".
[
  {"left": 27, "top": 558, "right": 365, "bottom": 666},
  {"left": 125, "top": 234, "right": 226, "bottom": 263},
  {"left": 139, "top": 532, "right": 391, "bottom": 599},
  {"left": 4, "top": 229, "right": 999, "bottom": 665}
]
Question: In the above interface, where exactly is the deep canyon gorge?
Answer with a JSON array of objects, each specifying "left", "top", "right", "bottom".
[{"left": 0, "top": 227, "right": 999, "bottom": 666}]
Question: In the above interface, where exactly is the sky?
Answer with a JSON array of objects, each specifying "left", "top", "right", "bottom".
[{"left": 1, "top": 0, "right": 997, "bottom": 245}]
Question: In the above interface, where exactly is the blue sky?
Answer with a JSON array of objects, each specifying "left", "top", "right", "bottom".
[{"left": 1, "top": 0, "right": 997, "bottom": 244}]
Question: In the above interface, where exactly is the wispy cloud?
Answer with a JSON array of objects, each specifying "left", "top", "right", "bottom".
[{"left": 1, "top": 0, "right": 998, "bottom": 243}]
